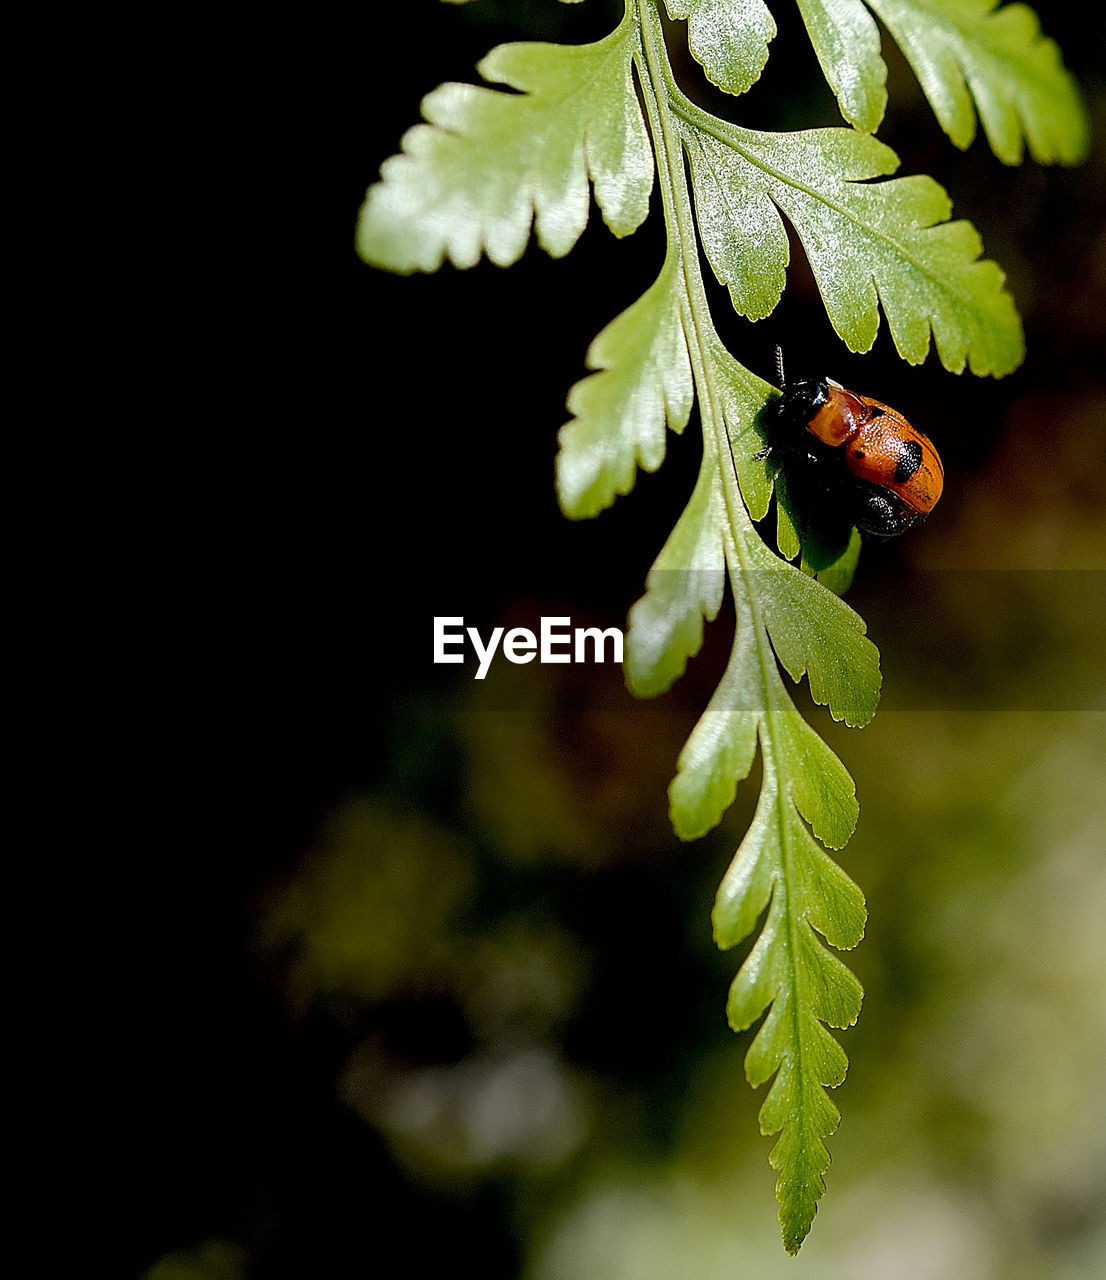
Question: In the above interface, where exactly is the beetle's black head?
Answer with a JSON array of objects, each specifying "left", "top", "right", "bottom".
[{"left": 776, "top": 377, "right": 829, "bottom": 430}]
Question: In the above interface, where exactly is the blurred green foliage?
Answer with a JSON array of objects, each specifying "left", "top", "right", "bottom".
[
  {"left": 145, "top": 1241, "right": 245, "bottom": 1280},
  {"left": 233, "top": 597, "right": 1105, "bottom": 1276}
]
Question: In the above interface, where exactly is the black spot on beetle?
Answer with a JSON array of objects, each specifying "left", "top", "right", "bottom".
[
  {"left": 894, "top": 439, "right": 923, "bottom": 482},
  {"left": 868, "top": 405, "right": 886, "bottom": 418},
  {"left": 854, "top": 483, "right": 921, "bottom": 537}
]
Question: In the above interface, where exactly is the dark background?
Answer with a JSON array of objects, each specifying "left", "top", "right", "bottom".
[{"left": 121, "top": 3, "right": 1104, "bottom": 1276}]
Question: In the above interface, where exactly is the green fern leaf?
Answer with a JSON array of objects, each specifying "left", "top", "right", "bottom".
[
  {"left": 789, "top": 0, "right": 1089, "bottom": 164},
  {"left": 794, "top": 0, "right": 887, "bottom": 132},
  {"left": 709, "top": 338, "right": 776, "bottom": 521},
  {"left": 866, "top": 0, "right": 1091, "bottom": 164},
  {"left": 772, "top": 468, "right": 803, "bottom": 563},
  {"left": 638, "top": 317, "right": 876, "bottom": 1247},
  {"left": 754, "top": 539, "right": 881, "bottom": 727},
  {"left": 665, "top": 0, "right": 778, "bottom": 97},
  {"left": 802, "top": 526, "right": 863, "bottom": 595},
  {"left": 356, "top": 16, "right": 651, "bottom": 272},
  {"left": 679, "top": 116, "right": 1025, "bottom": 374},
  {"left": 667, "top": 610, "right": 763, "bottom": 840},
  {"left": 665, "top": 518, "right": 879, "bottom": 842},
  {"left": 556, "top": 254, "right": 694, "bottom": 520},
  {"left": 669, "top": 590, "right": 867, "bottom": 1251},
  {"left": 706, "top": 661, "right": 866, "bottom": 1253},
  {"left": 623, "top": 456, "right": 727, "bottom": 699}
]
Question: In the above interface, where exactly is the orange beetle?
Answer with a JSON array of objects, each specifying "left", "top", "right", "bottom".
[{"left": 760, "top": 348, "right": 944, "bottom": 538}]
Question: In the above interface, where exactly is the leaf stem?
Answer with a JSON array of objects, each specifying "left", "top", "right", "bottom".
[
  {"left": 645, "top": 10, "right": 831, "bottom": 1238},
  {"left": 637, "top": 0, "right": 811, "bottom": 1181},
  {"left": 634, "top": 3, "right": 749, "bottom": 537}
]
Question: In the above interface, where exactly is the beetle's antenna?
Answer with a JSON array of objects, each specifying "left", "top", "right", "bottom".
[{"left": 775, "top": 344, "right": 786, "bottom": 389}]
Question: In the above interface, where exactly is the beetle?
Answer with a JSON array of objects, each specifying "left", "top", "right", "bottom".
[{"left": 757, "top": 347, "right": 944, "bottom": 538}]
